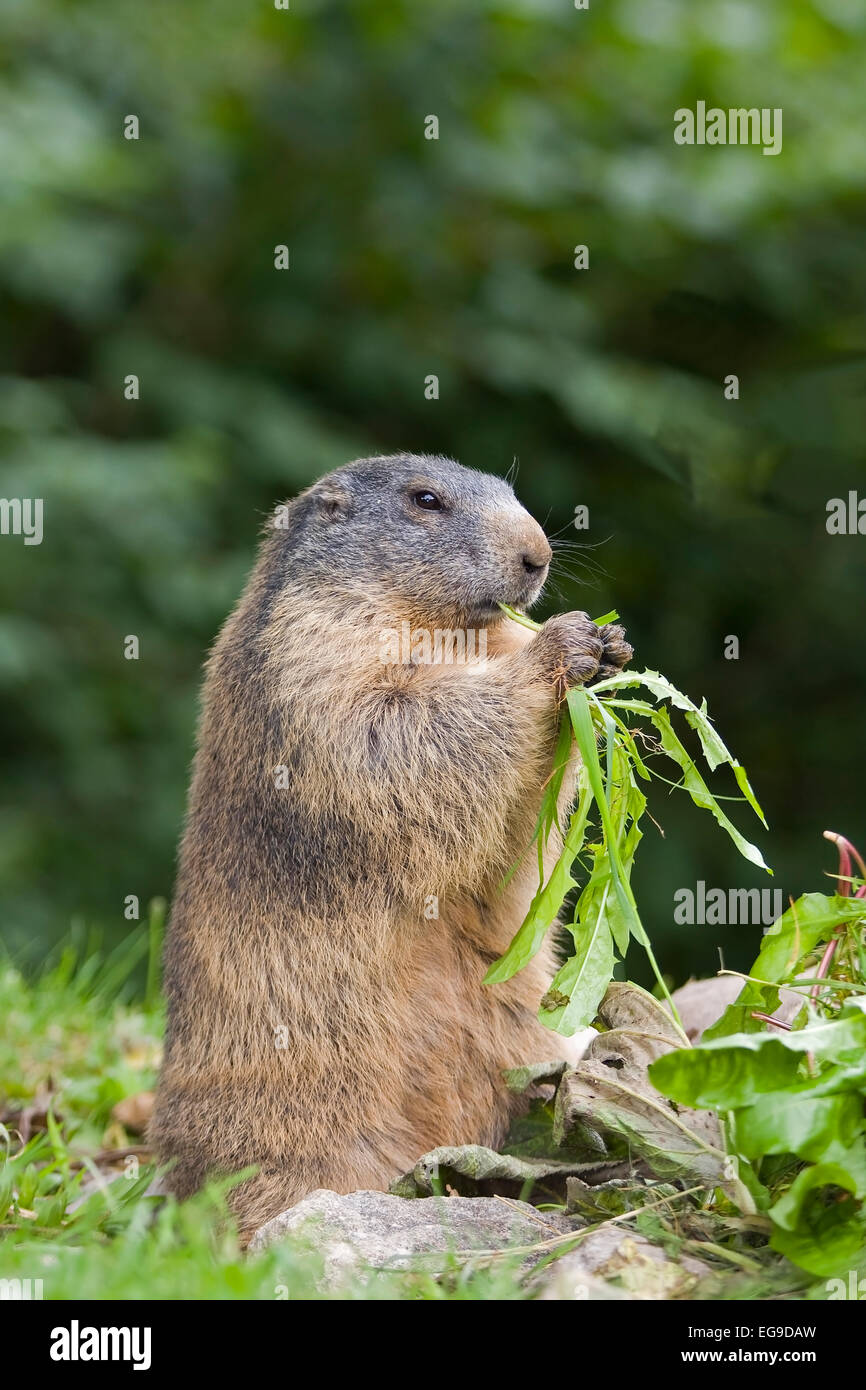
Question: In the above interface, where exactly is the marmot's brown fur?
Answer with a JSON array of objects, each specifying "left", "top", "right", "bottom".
[{"left": 151, "top": 453, "right": 632, "bottom": 1240}]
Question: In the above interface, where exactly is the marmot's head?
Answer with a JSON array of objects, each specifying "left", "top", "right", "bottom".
[{"left": 271, "top": 453, "right": 552, "bottom": 623}]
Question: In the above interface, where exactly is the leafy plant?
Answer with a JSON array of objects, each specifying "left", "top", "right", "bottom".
[
  {"left": 650, "top": 833, "right": 866, "bottom": 1277},
  {"left": 486, "top": 605, "right": 769, "bottom": 1036},
  {"left": 487, "top": 607, "right": 866, "bottom": 1279}
]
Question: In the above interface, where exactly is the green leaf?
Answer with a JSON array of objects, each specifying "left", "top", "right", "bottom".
[
  {"left": 601, "top": 690, "right": 769, "bottom": 868},
  {"left": 604, "top": 705, "right": 651, "bottom": 780},
  {"left": 704, "top": 894, "right": 866, "bottom": 1039},
  {"left": 701, "top": 982, "right": 783, "bottom": 1041},
  {"left": 498, "top": 710, "right": 575, "bottom": 894},
  {"left": 738, "top": 1009, "right": 866, "bottom": 1058},
  {"left": 598, "top": 854, "right": 631, "bottom": 959},
  {"left": 647, "top": 706, "right": 770, "bottom": 872},
  {"left": 502, "top": 1061, "right": 569, "bottom": 1094},
  {"left": 566, "top": 690, "right": 643, "bottom": 944},
  {"left": 594, "top": 668, "right": 766, "bottom": 823},
  {"left": 771, "top": 1160, "right": 864, "bottom": 1233},
  {"left": 539, "top": 712, "right": 575, "bottom": 842},
  {"left": 768, "top": 1163, "right": 866, "bottom": 1277},
  {"left": 651, "top": 1011, "right": 866, "bottom": 1108},
  {"left": 757, "top": 893, "right": 866, "bottom": 982},
  {"left": 731, "top": 1092, "right": 865, "bottom": 1168},
  {"left": 613, "top": 784, "right": 646, "bottom": 954},
  {"left": 653, "top": 1006, "right": 866, "bottom": 1112},
  {"left": 568, "top": 804, "right": 645, "bottom": 967},
  {"left": 732, "top": 764, "right": 764, "bottom": 823},
  {"left": 389, "top": 1144, "right": 594, "bottom": 1199},
  {"left": 539, "top": 910, "right": 614, "bottom": 1035},
  {"left": 649, "top": 1039, "right": 803, "bottom": 1109},
  {"left": 484, "top": 771, "right": 594, "bottom": 985},
  {"left": 484, "top": 852, "right": 577, "bottom": 986}
]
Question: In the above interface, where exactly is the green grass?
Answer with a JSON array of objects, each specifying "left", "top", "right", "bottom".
[{"left": 0, "top": 924, "right": 532, "bottom": 1300}]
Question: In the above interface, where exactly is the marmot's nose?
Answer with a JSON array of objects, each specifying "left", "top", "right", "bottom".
[{"left": 522, "top": 541, "right": 552, "bottom": 575}]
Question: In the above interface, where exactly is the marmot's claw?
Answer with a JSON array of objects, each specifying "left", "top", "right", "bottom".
[{"left": 591, "top": 623, "right": 633, "bottom": 683}]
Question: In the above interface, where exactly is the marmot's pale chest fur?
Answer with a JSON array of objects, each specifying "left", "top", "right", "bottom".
[{"left": 151, "top": 454, "right": 632, "bottom": 1238}]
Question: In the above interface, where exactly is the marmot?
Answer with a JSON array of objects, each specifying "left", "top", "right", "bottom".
[{"left": 151, "top": 453, "right": 632, "bottom": 1239}]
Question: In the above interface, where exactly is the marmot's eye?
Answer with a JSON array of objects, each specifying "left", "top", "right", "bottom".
[{"left": 412, "top": 490, "right": 443, "bottom": 511}]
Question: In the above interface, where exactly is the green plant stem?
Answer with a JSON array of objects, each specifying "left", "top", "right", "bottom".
[
  {"left": 496, "top": 603, "right": 618, "bottom": 631},
  {"left": 570, "top": 687, "right": 686, "bottom": 1038}
]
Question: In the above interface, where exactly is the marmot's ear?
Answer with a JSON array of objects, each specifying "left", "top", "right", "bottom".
[{"left": 314, "top": 481, "right": 353, "bottom": 520}]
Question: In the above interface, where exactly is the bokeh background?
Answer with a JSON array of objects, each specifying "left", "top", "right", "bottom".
[{"left": 1, "top": 0, "right": 865, "bottom": 988}]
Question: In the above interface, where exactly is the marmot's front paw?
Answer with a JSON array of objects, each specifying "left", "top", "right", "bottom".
[
  {"left": 529, "top": 612, "right": 632, "bottom": 698},
  {"left": 529, "top": 612, "right": 603, "bottom": 695}
]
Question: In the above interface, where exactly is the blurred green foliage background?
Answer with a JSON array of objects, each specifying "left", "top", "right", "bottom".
[{"left": 1, "top": 0, "right": 865, "bottom": 987}]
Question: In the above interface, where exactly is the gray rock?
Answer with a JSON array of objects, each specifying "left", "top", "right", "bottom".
[
  {"left": 252, "top": 1186, "right": 715, "bottom": 1300},
  {"left": 250, "top": 1188, "right": 572, "bottom": 1285},
  {"left": 535, "top": 1227, "right": 714, "bottom": 1301}
]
